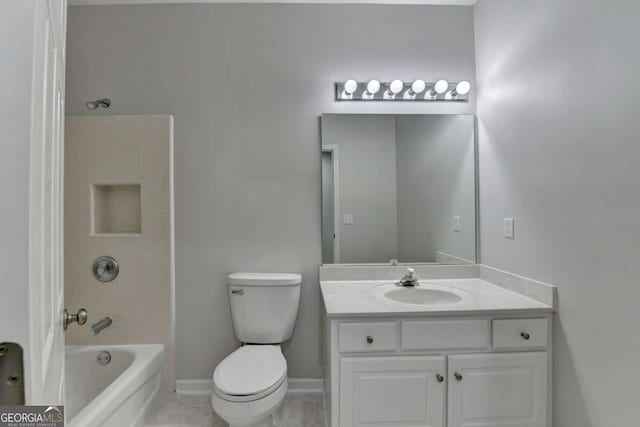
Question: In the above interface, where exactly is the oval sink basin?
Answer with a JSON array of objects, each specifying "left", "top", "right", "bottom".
[{"left": 373, "top": 283, "right": 470, "bottom": 306}]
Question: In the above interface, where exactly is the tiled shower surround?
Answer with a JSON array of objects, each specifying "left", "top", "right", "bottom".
[{"left": 64, "top": 115, "right": 175, "bottom": 386}]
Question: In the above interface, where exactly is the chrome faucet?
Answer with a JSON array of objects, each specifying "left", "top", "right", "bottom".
[
  {"left": 90, "top": 316, "right": 113, "bottom": 336},
  {"left": 397, "top": 267, "right": 419, "bottom": 287}
]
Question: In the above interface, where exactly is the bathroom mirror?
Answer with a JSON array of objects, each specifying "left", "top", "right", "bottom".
[{"left": 321, "top": 114, "right": 476, "bottom": 265}]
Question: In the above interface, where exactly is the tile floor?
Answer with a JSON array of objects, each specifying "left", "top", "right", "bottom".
[{"left": 146, "top": 392, "right": 325, "bottom": 427}]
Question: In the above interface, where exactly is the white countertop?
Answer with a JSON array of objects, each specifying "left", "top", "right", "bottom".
[{"left": 320, "top": 278, "right": 553, "bottom": 317}]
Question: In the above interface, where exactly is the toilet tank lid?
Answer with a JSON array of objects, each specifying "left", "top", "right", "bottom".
[{"left": 228, "top": 272, "right": 302, "bottom": 286}]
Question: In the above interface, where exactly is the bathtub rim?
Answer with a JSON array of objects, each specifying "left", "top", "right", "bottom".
[{"left": 66, "top": 344, "right": 165, "bottom": 426}]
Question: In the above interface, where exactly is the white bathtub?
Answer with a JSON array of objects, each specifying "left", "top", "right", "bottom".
[{"left": 66, "top": 345, "right": 165, "bottom": 427}]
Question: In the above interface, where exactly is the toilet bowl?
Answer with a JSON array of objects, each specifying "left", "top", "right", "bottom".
[
  {"left": 212, "top": 345, "right": 288, "bottom": 427},
  {"left": 211, "top": 272, "right": 302, "bottom": 427},
  {"left": 212, "top": 379, "right": 287, "bottom": 427}
]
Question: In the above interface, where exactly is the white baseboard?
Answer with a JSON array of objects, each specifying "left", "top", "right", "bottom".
[
  {"left": 176, "top": 379, "right": 213, "bottom": 395},
  {"left": 176, "top": 378, "right": 323, "bottom": 395},
  {"left": 287, "top": 378, "right": 323, "bottom": 393}
]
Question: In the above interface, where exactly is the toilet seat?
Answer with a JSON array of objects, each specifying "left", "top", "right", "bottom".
[{"left": 213, "top": 345, "right": 287, "bottom": 403}]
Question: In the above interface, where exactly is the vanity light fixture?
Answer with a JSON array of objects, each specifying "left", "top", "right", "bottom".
[
  {"left": 384, "top": 79, "right": 404, "bottom": 99},
  {"left": 334, "top": 79, "right": 470, "bottom": 102},
  {"left": 363, "top": 79, "right": 381, "bottom": 99}
]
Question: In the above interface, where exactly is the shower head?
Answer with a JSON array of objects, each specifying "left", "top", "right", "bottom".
[{"left": 86, "top": 98, "right": 111, "bottom": 110}]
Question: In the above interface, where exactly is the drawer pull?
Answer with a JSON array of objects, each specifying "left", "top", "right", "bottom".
[
  {"left": 436, "top": 374, "right": 444, "bottom": 383},
  {"left": 520, "top": 332, "right": 531, "bottom": 340},
  {"left": 366, "top": 336, "right": 374, "bottom": 344},
  {"left": 454, "top": 372, "right": 463, "bottom": 382}
]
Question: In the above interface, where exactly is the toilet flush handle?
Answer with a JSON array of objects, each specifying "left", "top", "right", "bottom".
[{"left": 231, "top": 289, "right": 244, "bottom": 295}]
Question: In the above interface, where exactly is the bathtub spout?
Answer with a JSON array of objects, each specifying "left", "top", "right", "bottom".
[{"left": 90, "top": 316, "right": 113, "bottom": 336}]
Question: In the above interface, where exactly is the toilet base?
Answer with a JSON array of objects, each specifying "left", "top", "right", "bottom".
[
  {"left": 229, "top": 412, "right": 277, "bottom": 427},
  {"left": 212, "top": 378, "right": 287, "bottom": 427}
]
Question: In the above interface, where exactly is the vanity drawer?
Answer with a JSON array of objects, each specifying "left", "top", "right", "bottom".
[
  {"left": 339, "top": 322, "right": 397, "bottom": 353},
  {"left": 492, "top": 318, "right": 548, "bottom": 349},
  {"left": 401, "top": 320, "right": 490, "bottom": 351}
]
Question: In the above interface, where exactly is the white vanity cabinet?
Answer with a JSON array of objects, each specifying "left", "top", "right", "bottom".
[
  {"left": 340, "top": 355, "right": 446, "bottom": 427},
  {"left": 447, "top": 352, "right": 547, "bottom": 427},
  {"left": 323, "top": 315, "right": 552, "bottom": 427}
]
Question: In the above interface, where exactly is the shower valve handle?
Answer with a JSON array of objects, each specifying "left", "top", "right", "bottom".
[{"left": 64, "top": 308, "right": 88, "bottom": 330}]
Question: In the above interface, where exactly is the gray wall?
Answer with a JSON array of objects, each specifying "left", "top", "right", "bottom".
[
  {"left": 66, "top": 3, "right": 476, "bottom": 380},
  {"left": 321, "top": 115, "right": 399, "bottom": 263},
  {"left": 396, "top": 115, "right": 475, "bottom": 262},
  {"left": 474, "top": 0, "right": 640, "bottom": 425}
]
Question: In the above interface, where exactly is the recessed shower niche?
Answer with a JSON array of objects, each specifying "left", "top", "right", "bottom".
[{"left": 91, "top": 183, "right": 142, "bottom": 235}]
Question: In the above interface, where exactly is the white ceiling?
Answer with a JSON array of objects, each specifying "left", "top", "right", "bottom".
[{"left": 69, "top": 0, "right": 476, "bottom": 6}]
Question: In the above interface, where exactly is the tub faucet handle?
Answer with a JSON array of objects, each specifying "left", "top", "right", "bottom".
[{"left": 63, "top": 308, "right": 88, "bottom": 330}]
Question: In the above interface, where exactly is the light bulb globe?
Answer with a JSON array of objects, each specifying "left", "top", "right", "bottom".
[
  {"left": 367, "top": 79, "right": 381, "bottom": 94},
  {"left": 344, "top": 79, "right": 358, "bottom": 94},
  {"left": 455, "top": 80, "right": 471, "bottom": 95},
  {"left": 411, "top": 79, "right": 426, "bottom": 94},
  {"left": 389, "top": 79, "right": 404, "bottom": 94},
  {"left": 434, "top": 79, "right": 449, "bottom": 94}
]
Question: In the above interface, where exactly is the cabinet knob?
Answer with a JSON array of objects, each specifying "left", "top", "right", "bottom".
[
  {"left": 454, "top": 372, "right": 463, "bottom": 382},
  {"left": 366, "top": 336, "right": 374, "bottom": 344},
  {"left": 520, "top": 332, "right": 531, "bottom": 340},
  {"left": 436, "top": 374, "right": 444, "bottom": 383}
]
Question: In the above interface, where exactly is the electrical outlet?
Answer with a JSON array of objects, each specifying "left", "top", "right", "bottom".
[
  {"left": 453, "top": 216, "right": 460, "bottom": 232},
  {"left": 343, "top": 214, "right": 354, "bottom": 225},
  {"left": 504, "top": 218, "right": 514, "bottom": 239}
]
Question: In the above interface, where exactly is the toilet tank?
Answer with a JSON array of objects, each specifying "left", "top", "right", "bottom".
[{"left": 228, "top": 272, "right": 302, "bottom": 344}]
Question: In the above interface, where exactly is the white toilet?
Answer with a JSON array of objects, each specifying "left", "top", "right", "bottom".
[{"left": 211, "top": 272, "right": 302, "bottom": 427}]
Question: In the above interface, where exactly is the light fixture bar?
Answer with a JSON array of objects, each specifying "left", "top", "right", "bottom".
[{"left": 335, "top": 80, "right": 471, "bottom": 102}]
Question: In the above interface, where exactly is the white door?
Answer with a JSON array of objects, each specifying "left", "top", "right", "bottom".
[
  {"left": 29, "top": 0, "right": 67, "bottom": 405},
  {"left": 448, "top": 353, "right": 548, "bottom": 427},
  {"left": 340, "top": 356, "right": 446, "bottom": 427},
  {"left": 0, "top": 0, "right": 66, "bottom": 405}
]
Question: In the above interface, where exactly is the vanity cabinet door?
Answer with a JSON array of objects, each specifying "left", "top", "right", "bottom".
[
  {"left": 448, "top": 352, "right": 547, "bottom": 427},
  {"left": 339, "top": 356, "right": 445, "bottom": 427}
]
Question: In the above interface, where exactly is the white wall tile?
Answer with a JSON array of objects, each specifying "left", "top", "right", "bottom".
[{"left": 64, "top": 115, "right": 174, "bottom": 387}]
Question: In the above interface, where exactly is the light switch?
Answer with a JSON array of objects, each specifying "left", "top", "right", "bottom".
[
  {"left": 343, "top": 214, "right": 354, "bottom": 225},
  {"left": 453, "top": 216, "right": 460, "bottom": 232},
  {"left": 504, "top": 218, "right": 514, "bottom": 239}
]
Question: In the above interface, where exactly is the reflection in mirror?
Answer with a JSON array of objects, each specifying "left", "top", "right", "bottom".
[{"left": 321, "top": 114, "right": 476, "bottom": 265}]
